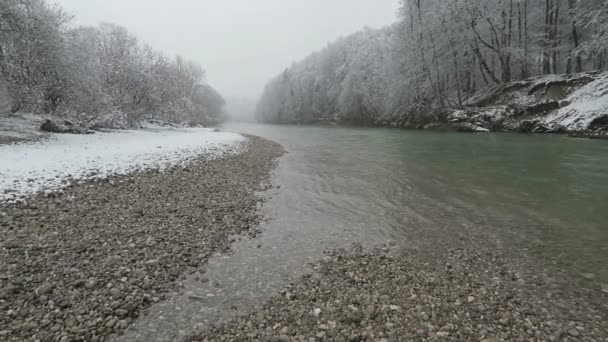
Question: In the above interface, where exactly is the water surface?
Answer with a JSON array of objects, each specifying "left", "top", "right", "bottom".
[{"left": 119, "top": 123, "right": 608, "bottom": 341}]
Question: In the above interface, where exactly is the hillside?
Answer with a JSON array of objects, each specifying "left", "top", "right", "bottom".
[{"left": 434, "top": 71, "right": 608, "bottom": 136}]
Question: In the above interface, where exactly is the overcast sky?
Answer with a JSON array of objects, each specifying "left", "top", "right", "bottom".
[{"left": 54, "top": 0, "right": 398, "bottom": 102}]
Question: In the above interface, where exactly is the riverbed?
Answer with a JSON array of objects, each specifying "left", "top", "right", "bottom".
[{"left": 116, "top": 123, "right": 607, "bottom": 341}]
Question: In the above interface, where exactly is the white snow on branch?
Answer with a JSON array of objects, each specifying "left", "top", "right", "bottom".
[{"left": 0, "top": 128, "right": 245, "bottom": 203}]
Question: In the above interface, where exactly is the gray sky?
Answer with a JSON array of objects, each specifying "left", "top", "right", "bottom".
[{"left": 54, "top": 0, "right": 398, "bottom": 101}]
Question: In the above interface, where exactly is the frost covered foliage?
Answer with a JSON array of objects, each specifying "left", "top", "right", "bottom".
[
  {"left": 0, "top": 0, "right": 225, "bottom": 127},
  {"left": 256, "top": 0, "right": 608, "bottom": 126},
  {"left": 256, "top": 27, "right": 397, "bottom": 125}
]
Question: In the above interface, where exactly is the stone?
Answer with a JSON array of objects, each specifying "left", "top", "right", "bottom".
[
  {"left": 117, "top": 320, "right": 128, "bottom": 330},
  {"left": 40, "top": 120, "right": 64, "bottom": 133},
  {"left": 37, "top": 283, "right": 54, "bottom": 296},
  {"left": 105, "top": 319, "right": 117, "bottom": 328},
  {"left": 115, "top": 309, "right": 129, "bottom": 317}
]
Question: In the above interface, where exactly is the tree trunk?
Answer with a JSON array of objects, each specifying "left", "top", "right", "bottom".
[
  {"left": 566, "top": 0, "right": 583, "bottom": 73},
  {"left": 552, "top": 0, "right": 560, "bottom": 74},
  {"left": 542, "top": 0, "right": 552, "bottom": 74},
  {"left": 524, "top": 0, "right": 530, "bottom": 77}
]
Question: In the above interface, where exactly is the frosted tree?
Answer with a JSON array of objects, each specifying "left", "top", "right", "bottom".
[
  {"left": 256, "top": 0, "right": 608, "bottom": 127},
  {"left": 0, "top": 0, "right": 226, "bottom": 127},
  {"left": 0, "top": 0, "right": 71, "bottom": 113}
]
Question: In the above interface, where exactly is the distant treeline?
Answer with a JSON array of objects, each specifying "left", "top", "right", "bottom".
[
  {"left": 0, "top": 0, "right": 225, "bottom": 127},
  {"left": 256, "top": 0, "right": 608, "bottom": 126}
]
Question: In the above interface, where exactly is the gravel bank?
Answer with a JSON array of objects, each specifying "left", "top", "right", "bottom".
[
  {"left": 189, "top": 246, "right": 607, "bottom": 341},
  {"left": 0, "top": 136, "right": 44, "bottom": 145},
  {"left": 0, "top": 135, "right": 284, "bottom": 341}
]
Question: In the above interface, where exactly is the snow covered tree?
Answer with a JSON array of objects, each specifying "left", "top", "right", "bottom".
[
  {"left": 256, "top": 0, "right": 608, "bottom": 126},
  {"left": 0, "top": 0, "right": 226, "bottom": 127},
  {"left": 0, "top": 0, "right": 71, "bottom": 113}
]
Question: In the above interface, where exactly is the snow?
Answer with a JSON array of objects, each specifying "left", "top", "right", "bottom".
[
  {"left": 542, "top": 73, "right": 608, "bottom": 130},
  {"left": 530, "top": 73, "right": 567, "bottom": 88},
  {"left": 0, "top": 128, "right": 245, "bottom": 203}
]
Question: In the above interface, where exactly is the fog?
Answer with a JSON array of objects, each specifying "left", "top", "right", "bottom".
[{"left": 53, "top": 0, "right": 398, "bottom": 119}]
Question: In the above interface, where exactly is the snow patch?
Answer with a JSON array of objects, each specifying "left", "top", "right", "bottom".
[
  {"left": 0, "top": 128, "right": 245, "bottom": 203},
  {"left": 542, "top": 73, "right": 608, "bottom": 130},
  {"left": 530, "top": 74, "right": 567, "bottom": 88}
]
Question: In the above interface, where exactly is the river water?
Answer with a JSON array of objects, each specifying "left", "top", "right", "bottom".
[{"left": 119, "top": 123, "right": 608, "bottom": 341}]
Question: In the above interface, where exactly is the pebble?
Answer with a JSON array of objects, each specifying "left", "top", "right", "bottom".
[
  {"left": 106, "top": 319, "right": 118, "bottom": 328},
  {"left": 36, "top": 283, "right": 53, "bottom": 296}
]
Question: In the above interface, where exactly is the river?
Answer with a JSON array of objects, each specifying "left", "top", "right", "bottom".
[
  {"left": 228, "top": 123, "right": 607, "bottom": 278},
  {"left": 119, "top": 123, "right": 608, "bottom": 341}
]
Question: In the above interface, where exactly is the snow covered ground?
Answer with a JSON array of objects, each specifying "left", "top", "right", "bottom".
[
  {"left": 541, "top": 72, "right": 608, "bottom": 130},
  {"left": 0, "top": 128, "right": 245, "bottom": 203}
]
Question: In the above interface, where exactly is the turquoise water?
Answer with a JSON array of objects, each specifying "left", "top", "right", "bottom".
[{"left": 224, "top": 123, "right": 608, "bottom": 283}]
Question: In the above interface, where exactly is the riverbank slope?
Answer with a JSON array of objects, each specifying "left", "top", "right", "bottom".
[{"left": 428, "top": 71, "right": 608, "bottom": 138}]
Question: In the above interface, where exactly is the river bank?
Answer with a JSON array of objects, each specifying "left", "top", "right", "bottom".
[
  {"left": 189, "top": 246, "right": 607, "bottom": 341},
  {"left": 256, "top": 71, "right": 608, "bottom": 139},
  {"left": 422, "top": 71, "right": 608, "bottom": 138},
  {"left": 0, "top": 135, "right": 284, "bottom": 341}
]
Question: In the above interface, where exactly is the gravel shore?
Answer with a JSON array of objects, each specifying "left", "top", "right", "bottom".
[
  {"left": 189, "top": 246, "right": 607, "bottom": 342},
  {"left": 0, "top": 135, "right": 284, "bottom": 341}
]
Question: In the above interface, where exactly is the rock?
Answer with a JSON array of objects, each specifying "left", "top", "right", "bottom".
[
  {"left": 589, "top": 114, "right": 608, "bottom": 131},
  {"left": 106, "top": 318, "right": 118, "bottom": 328},
  {"left": 36, "top": 283, "right": 54, "bottom": 296},
  {"left": 115, "top": 309, "right": 129, "bottom": 317},
  {"left": 515, "top": 120, "right": 540, "bottom": 133},
  {"left": 72, "top": 279, "right": 86, "bottom": 288},
  {"left": 84, "top": 280, "right": 97, "bottom": 289},
  {"left": 117, "top": 320, "right": 129, "bottom": 330},
  {"left": 40, "top": 120, "right": 64, "bottom": 133},
  {"left": 40, "top": 119, "right": 94, "bottom": 135},
  {"left": 110, "top": 288, "right": 121, "bottom": 298},
  {"left": 345, "top": 311, "right": 364, "bottom": 325},
  {"left": 582, "top": 273, "right": 596, "bottom": 280}
]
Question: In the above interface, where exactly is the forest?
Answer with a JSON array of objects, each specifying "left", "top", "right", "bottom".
[
  {"left": 255, "top": 0, "right": 608, "bottom": 127},
  {"left": 0, "top": 0, "right": 226, "bottom": 128}
]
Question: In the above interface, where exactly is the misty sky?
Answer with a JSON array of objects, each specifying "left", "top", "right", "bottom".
[{"left": 54, "top": 0, "right": 399, "bottom": 101}]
